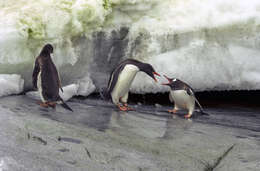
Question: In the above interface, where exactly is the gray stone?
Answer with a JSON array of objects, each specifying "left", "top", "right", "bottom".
[{"left": 0, "top": 95, "right": 259, "bottom": 170}]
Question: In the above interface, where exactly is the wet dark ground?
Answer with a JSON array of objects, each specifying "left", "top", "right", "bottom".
[
  {"left": 0, "top": 92, "right": 259, "bottom": 170},
  {"left": 128, "top": 90, "right": 260, "bottom": 108}
]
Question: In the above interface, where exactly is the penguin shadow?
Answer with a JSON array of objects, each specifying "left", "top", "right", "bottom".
[
  {"left": 160, "top": 116, "right": 193, "bottom": 140},
  {"left": 132, "top": 105, "right": 209, "bottom": 121},
  {"left": 108, "top": 111, "right": 130, "bottom": 130},
  {"left": 36, "top": 105, "right": 112, "bottom": 132},
  {"left": 38, "top": 107, "right": 50, "bottom": 112},
  {"left": 161, "top": 106, "right": 211, "bottom": 120},
  {"left": 167, "top": 111, "right": 210, "bottom": 120},
  {"left": 102, "top": 103, "right": 210, "bottom": 122},
  {"left": 36, "top": 102, "right": 76, "bottom": 120},
  {"left": 38, "top": 107, "right": 53, "bottom": 117},
  {"left": 107, "top": 110, "right": 169, "bottom": 139},
  {"left": 131, "top": 108, "right": 172, "bottom": 121},
  {"left": 89, "top": 94, "right": 211, "bottom": 120}
]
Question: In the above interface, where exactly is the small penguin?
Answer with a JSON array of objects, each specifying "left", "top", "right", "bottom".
[
  {"left": 106, "top": 59, "right": 160, "bottom": 111},
  {"left": 162, "top": 75, "right": 207, "bottom": 118},
  {"left": 32, "top": 44, "right": 73, "bottom": 112}
]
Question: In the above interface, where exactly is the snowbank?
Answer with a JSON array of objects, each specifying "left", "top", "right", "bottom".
[
  {"left": 26, "top": 76, "right": 96, "bottom": 101},
  {"left": 0, "top": 74, "right": 24, "bottom": 97},
  {"left": 1, "top": 0, "right": 260, "bottom": 93}
]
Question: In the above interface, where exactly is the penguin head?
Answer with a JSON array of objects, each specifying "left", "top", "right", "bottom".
[
  {"left": 44, "top": 44, "right": 53, "bottom": 54},
  {"left": 162, "top": 75, "right": 178, "bottom": 88},
  {"left": 140, "top": 63, "right": 160, "bottom": 82},
  {"left": 41, "top": 44, "right": 53, "bottom": 56}
]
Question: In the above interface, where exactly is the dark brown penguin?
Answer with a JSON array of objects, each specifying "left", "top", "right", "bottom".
[
  {"left": 32, "top": 44, "right": 73, "bottom": 111},
  {"left": 106, "top": 59, "right": 160, "bottom": 111}
]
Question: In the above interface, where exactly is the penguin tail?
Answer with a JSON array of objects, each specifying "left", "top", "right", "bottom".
[
  {"left": 61, "top": 102, "right": 73, "bottom": 112},
  {"left": 99, "top": 87, "right": 111, "bottom": 100},
  {"left": 195, "top": 98, "right": 209, "bottom": 116},
  {"left": 199, "top": 110, "right": 210, "bottom": 116},
  {"left": 58, "top": 97, "right": 73, "bottom": 112}
]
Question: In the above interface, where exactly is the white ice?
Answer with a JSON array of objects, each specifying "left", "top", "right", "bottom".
[
  {"left": 0, "top": 74, "right": 24, "bottom": 97},
  {"left": 1, "top": 0, "right": 260, "bottom": 93},
  {"left": 76, "top": 75, "right": 96, "bottom": 97},
  {"left": 131, "top": 40, "right": 260, "bottom": 93},
  {"left": 26, "top": 76, "right": 96, "bottom": 101}
]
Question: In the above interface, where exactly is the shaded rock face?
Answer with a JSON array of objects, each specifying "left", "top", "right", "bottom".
[
  {"left": 21, "top": 27, "right": 130, "bottom": 91},
  {"left": 89, "top": 27, "right": 129, "bottom": 90}
]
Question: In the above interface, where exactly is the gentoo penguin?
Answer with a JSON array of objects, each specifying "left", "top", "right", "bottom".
[
  {"left": 106, "top": 59, "right": 160, "bottom": 111},
  {"left": 32, "top": 44, "right": 73, "bottom": 112},
  {"left": 162, "top": 75, "right": 207, "bottom": 118}
]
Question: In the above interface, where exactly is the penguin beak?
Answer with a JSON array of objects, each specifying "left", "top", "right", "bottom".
[
  {"left": 164, "top": 75, "right": 172, "bottom": 81},
  {"left": 152, "top": 72, "right": 161, "bottom": 82},
  {"left": 162, "top": 82, "right": 170, "bottom": 86},
  {"left": 161, "top": 75, "right": 172, "bottom": 86}
]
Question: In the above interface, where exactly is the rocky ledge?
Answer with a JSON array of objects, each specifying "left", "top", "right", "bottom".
[{"left": 0, "top": 95, "right": 259, "bottom": 170}]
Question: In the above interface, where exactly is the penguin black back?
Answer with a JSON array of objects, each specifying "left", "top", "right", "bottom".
[
  {"left": 37, "top": 44, "right": 60, "bottom": 101},
  {"left": 163, "top": 76, "right": 195, "bottom": 94},
  {"left": 32, "top": 44, "right": 72, "bottom": 112},
  {"left": 106, "top": 59, "right": 158, "bottom": 98},
  {"left": 40, "top": 57, "right": 60, "bottom": 101}
]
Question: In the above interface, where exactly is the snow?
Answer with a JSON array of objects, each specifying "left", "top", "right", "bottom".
[
  {"left": 76, "top": 75, "right": 96, "bottom": 97},
  {"left": 26, "top": 77, "right": 96, "bottom": 101},
  {"left": 0, "top": 74, "right": 24, "bottom": 97},
  {"left": 1, "top": 0, "right": 260, "bottom": 93}
]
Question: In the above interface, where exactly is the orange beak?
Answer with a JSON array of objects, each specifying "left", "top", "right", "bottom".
[
  {"left": 162, "top": 75, "right": 172, "bottom": 86},
  {"left": 152, "top": 72, "right": 161, "bottom": 82}
]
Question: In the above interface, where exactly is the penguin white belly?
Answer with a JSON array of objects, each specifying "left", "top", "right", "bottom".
[
  {"left": 111, "top": 64, "right": 139, "bottom": 104},
  {"left": 170, "top": 90, "right": 195, "bottom": 110},
  {"left": 37, "top": 71, "right": 46, "bottom": 102}
]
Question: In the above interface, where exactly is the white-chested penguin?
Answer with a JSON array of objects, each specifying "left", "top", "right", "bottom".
[
  {"left": 32, "top": 44, "right": 73, "bottom": 112},
  {"left": 162, "top": 75, "right": 207, "bottom": 118},
  {"left": 106, "top": 59, "right": 160, "bottom": 111}
]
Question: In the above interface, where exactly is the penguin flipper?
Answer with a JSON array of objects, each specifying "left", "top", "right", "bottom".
[
  {"left": 169, "top": 93, "right": 174, "bottom": 103},
  {"left": 32, "top": 58, "right": 40, "bottom": 89},
  {"left": 51, "top": 60, "right": 63, "bottom": 93},
  {"left": 107, "top": 61, "right": 127, "bottom": 95},
  {"left": 100, "top": 87, "right": 111, "bottom": 100},
  {"left": 185, "top": 87, "right": 195, "bottom": 97},
  {"left": 183, "top": 83, "right": 196, "bottom": 96}
]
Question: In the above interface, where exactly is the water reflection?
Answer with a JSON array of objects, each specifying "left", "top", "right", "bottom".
[
  {"left": 4, "top": 95, "right": 194, "bottom": 139},
  {"left": 4, "top": 96, "right": 114, "bottom": 132},
  {"left": 107, "top": 110, "right": 168, "bottom": 138},
  {"left": 162, "top": 115, "right": 193, "bottom": 140}
]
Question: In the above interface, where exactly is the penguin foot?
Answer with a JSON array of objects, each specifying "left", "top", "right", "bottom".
[
  {"left": 118, "top": 105, "right": 128, "bottom": 111},
  {"left": 48, "top": 102, "right": 56, "bottom": 109},
  {"left": 184, "top": 114, "right": 192, "bottom": 118},
  {"left": 168, "top": 109, "right": 177, "bottom": 113},
  {"left": 127, "top": 106, "right": 134, "bottom": 111},
  {"left": 39, "top": 102, "right": 49, "bottom": 108},
  {"left": 123, "top": 104, "right": 134, "bottom": 111}
]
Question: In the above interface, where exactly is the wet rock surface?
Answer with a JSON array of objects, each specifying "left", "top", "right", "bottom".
[{"left": 0, "top": 95, "right": 259, "bottom": 170}]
